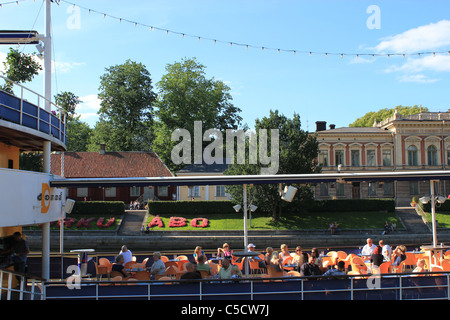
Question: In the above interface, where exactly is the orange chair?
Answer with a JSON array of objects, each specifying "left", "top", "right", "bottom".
[
  {"left": 124, "top": 261, "right": 138, "bottom": 270},
  {"left": 199, "top": 270, "right": 210, "bottom": 279},
  {"left": 160, "top": 255, "right": 169, "bottom": 263},
  {"left": 176, "top": 255, "right": 189, "bottom": 261},
  {"left": 378, "top": 261, "right": 392, "bottom": 274},
  {"left": 164, "top": 265, "right": 182, "bottom": 280},
  {"left": 393, "top": 261, "right": 406, "bottom": 273},
  {"left": 337, "top": 251, "right": 348, "bottom": 260},
  {"left": 134, "top": 271, "right": 151, "bottom": 281},
  {"left": 282, "top": 256, "right": 294, "bottom": 271},
  {"left": 350, "top": 256, "right": 368, "bottom": 274},
  {"left": 95, "top": 260, "right": 110, "bottom": 279},
  {"left": 266, "top": 265, "right": 284, "bottom": 281},
  {"left": 326, "top": 251, "right": 338, "bottom": 266},
  {"left": 165, "top": 261, "right": 178, "bottom": 269},
  {"left": 441, "top": 259, "right": 450, "bottom": 271},
  {"left": 99, "top": 258, "right": 113, "bottom": 273},
  {"left": 403, "top": 252, "right": 417, "bottom": 271},
  {"left": 249, "top": 259, "right": 264, "bottom": 275},
  {"left": 340, "top": 254, "right": 356, "bottom": 270}
]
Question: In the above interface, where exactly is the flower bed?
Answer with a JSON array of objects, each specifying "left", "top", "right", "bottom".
[
  {"left": 190, "top": 218, "right": 208, "bottom": 228},
  {"left": 169, "top": 217, "right": 187, "bottom": 227},
  {"left": 147, "top": 216, "right": 164, "bottom": 228},
  {"left": 37, "top": 217, "right": 118, "bottom": 230}
]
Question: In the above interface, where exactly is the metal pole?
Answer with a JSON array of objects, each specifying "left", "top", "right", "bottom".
[
  {"left": 41, "top": 0, "right": 52, "bottom": 281},
  {"left": 243, "top": 184, "right": 249, "bottom": 278},
  {"left": 431, "top": 180, "right": 438, "bottom": 248}
]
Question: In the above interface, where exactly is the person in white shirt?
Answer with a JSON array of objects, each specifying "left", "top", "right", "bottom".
[
  {"left": 361, "top": 238, "right": 377, "bottom": 260},
  {"left": 379, "top": 240, "right": 392, "bottom": 262},
  {"left": 119, "top": 245, "right": 133, "bottom": 265}
]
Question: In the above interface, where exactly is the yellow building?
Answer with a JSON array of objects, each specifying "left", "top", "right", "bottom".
[
  {"left": 176, "top": 162, "right": 230, "bottom": 201},
  {"left": 314, "top": 109, "right": 450, "bottom": 205}
]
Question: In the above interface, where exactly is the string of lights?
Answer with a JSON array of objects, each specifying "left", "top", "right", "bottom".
[
  {"left": 0, "top": 0, "right": 27, "bottom": 7},
  {"left": 4, "top": 0, "right": 450, "bottom": 59}
]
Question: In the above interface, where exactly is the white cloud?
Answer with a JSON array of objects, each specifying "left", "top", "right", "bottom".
[
  {"left": 385, "top": 54, "right": 450, "bottom": 73},
  {"left": 53, "top": 61, "right": 86, "bottom": 74},
  {"left": 397, "top": 74, "right": 440, "bottom": 84},
  {"left": 0, "top": 50, "right": 6, "bottom": 74},
  {"left": 375, "top": 20, "right": 450, "bottom": 53},
  {"left": 77, "top": 94, "right": 101, "bottom": 126}
]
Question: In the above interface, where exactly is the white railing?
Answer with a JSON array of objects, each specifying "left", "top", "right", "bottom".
[
  {"left": 42, "top": 272, "right": 450, "bottom": 300},
  {"left": 0, "top": 268, "right": 44, "bottom": 300},
  {"left": 0, "top": 74, "right": 66, "bottom": 145}
]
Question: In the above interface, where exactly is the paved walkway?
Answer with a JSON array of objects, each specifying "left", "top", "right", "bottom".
[
  {"left": 395, "top": 207, "right": 430, "bottom": 234},
  {"left": 118, "top": 210, "right": 147, "bottom": 235}
]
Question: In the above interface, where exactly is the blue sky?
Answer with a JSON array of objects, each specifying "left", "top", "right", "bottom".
[{"left": 1, "top": 0, "right": 450, "bottom": 131}]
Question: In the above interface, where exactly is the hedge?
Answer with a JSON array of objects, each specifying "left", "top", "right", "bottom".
[
  {"left": 147, "top": 199, "right": 396, "bottom": 215},
  {"left": 306, "top": 199, "right": 395, "bottom": 213},
  {"left": 71, "top": 201, "right": 125, "bottom": 216},
  {"left": 148, "top": 201, "right": 236, "bottom": 215}
]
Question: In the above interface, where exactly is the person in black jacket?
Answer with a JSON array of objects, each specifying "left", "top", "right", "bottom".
[{"left": 300, "top": 256, "right": 322, "bottom": 277}]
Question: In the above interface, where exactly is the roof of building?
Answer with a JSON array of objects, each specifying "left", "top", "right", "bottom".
[
  {"left": 50, "top": 151, "right": 173, "bottom": 178},
  {"left": 317, "top": 127, "right": 389, "bottom": 134}
]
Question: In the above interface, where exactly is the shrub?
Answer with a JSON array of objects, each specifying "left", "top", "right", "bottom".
[
  {"left": 147, "top": 201, "right": 236, "bottom": 215},
  {"left": 71, "top": 201, "right": 125, "bottom": 216}
]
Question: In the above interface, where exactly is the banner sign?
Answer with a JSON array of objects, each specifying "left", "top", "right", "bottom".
[{"left": 0, "top": 168, "right": 66, "bottom": 227}]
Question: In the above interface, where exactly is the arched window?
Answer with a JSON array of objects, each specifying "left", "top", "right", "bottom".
[
  {"left": 407, "top": 145, "right": 418, "bottom": 166},
  {"left": 427, "top": 145, "right": 438, "bottom": 166}
]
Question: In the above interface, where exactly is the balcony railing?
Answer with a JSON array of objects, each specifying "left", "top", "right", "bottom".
[{"left": 0, "top": 75, "right": 66, "bottom": 146}]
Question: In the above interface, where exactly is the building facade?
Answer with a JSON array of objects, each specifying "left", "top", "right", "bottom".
[
  {"left": 50, "top": 150, "right": 176, "bottom": 205},
  {"left": 176, "top": 161, "right": 231, "bottom": 201},
  {"left": 314, "top": 110, "right": 450, "bottom": 205}
]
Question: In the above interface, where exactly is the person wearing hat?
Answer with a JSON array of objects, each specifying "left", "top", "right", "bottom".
[{"left": 247, "top": 243, "right": 266, "bottom": 270}]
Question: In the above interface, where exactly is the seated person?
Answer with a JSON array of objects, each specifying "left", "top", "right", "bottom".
[
  {"left": 412, "top": 259, "right": 427, "bottom": 276},
  {"left": 322, "top": 261, "right": 346, "bottom": 277},
  {"left": 217, "top": 258, "right": 232, "bottom": 279},
  {"left": 195, "top": 255, "right": 211, "bottom": 275},
  {"left": 269, "top": 251, "right": 284, "bottom": 272},
  {"left": 111, "top": 254, "right": 132, "bottom": 278},
  {"left": 391, "top": 245, "right": 406, "bottom": 267},
  {"left": 180, "top": 262, "right": 202, "bottom": 281},
  {"left": 217, "top": 243, "right": 233, "bottom": 259},
  {"left": 371, "top": 246, "right": 384, "bottom": 268},
  {"left": 147, "top": 251, "right": 166, "bottom": 279},
  {"left": 230, "top": 265, "right": 243, "bottom": 280},
  {"left": 299, "top": 256, "right": 322, "bottom": 277}
]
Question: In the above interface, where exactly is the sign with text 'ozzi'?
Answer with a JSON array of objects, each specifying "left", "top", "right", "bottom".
[{"left": 0, "top": 168, "right": 66, "bottom": 227}]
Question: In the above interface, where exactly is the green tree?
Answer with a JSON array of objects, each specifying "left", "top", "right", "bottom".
[
  {"left": 1, "top": 48, "right": 42, "bottom": 92},
  {"left": 153, "top": 57, "right": 242, "bottom": 172},
  {"left": 96, "top": 59, "right": 157, "bottom": 151},
  {"left": 349, "top": 105, "right": 429, "bottom": 127},
  {"left": 66, "top": 118, "right": 92, "bottom": 151},
  {"left": 225, "top": 110, "right": 319, "bottom": 221},
  {"left": 54, "top": 91, "right": 82, "bottom": 121}
]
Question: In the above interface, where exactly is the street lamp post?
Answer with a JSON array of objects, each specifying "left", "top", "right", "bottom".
[{"left": 419, "top": 180, "right": 446, "bottom": 248}]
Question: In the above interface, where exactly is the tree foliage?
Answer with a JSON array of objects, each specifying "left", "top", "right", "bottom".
[
  {"left": 96, "top": 59, "right": 157, "bottom": 151},
  {"left": 349, "top": 105, "right": 429, "bottom": 127},
  {"left": 225, "top": 110, "right": 319, "bottom": 221},
  {"left": 153, "top": 57, "right": 243, "bottom": 172},
  {"left": 1, "top": 48, "right": 42, "bottom": 92}
]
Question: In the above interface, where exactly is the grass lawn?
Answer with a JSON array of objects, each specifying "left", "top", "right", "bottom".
[
  {"left": 422, "top": 211, "right": 450, "bottom": 228},
  {"left": 145, "top": 211, "right": 403, "bottom": 231}
]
